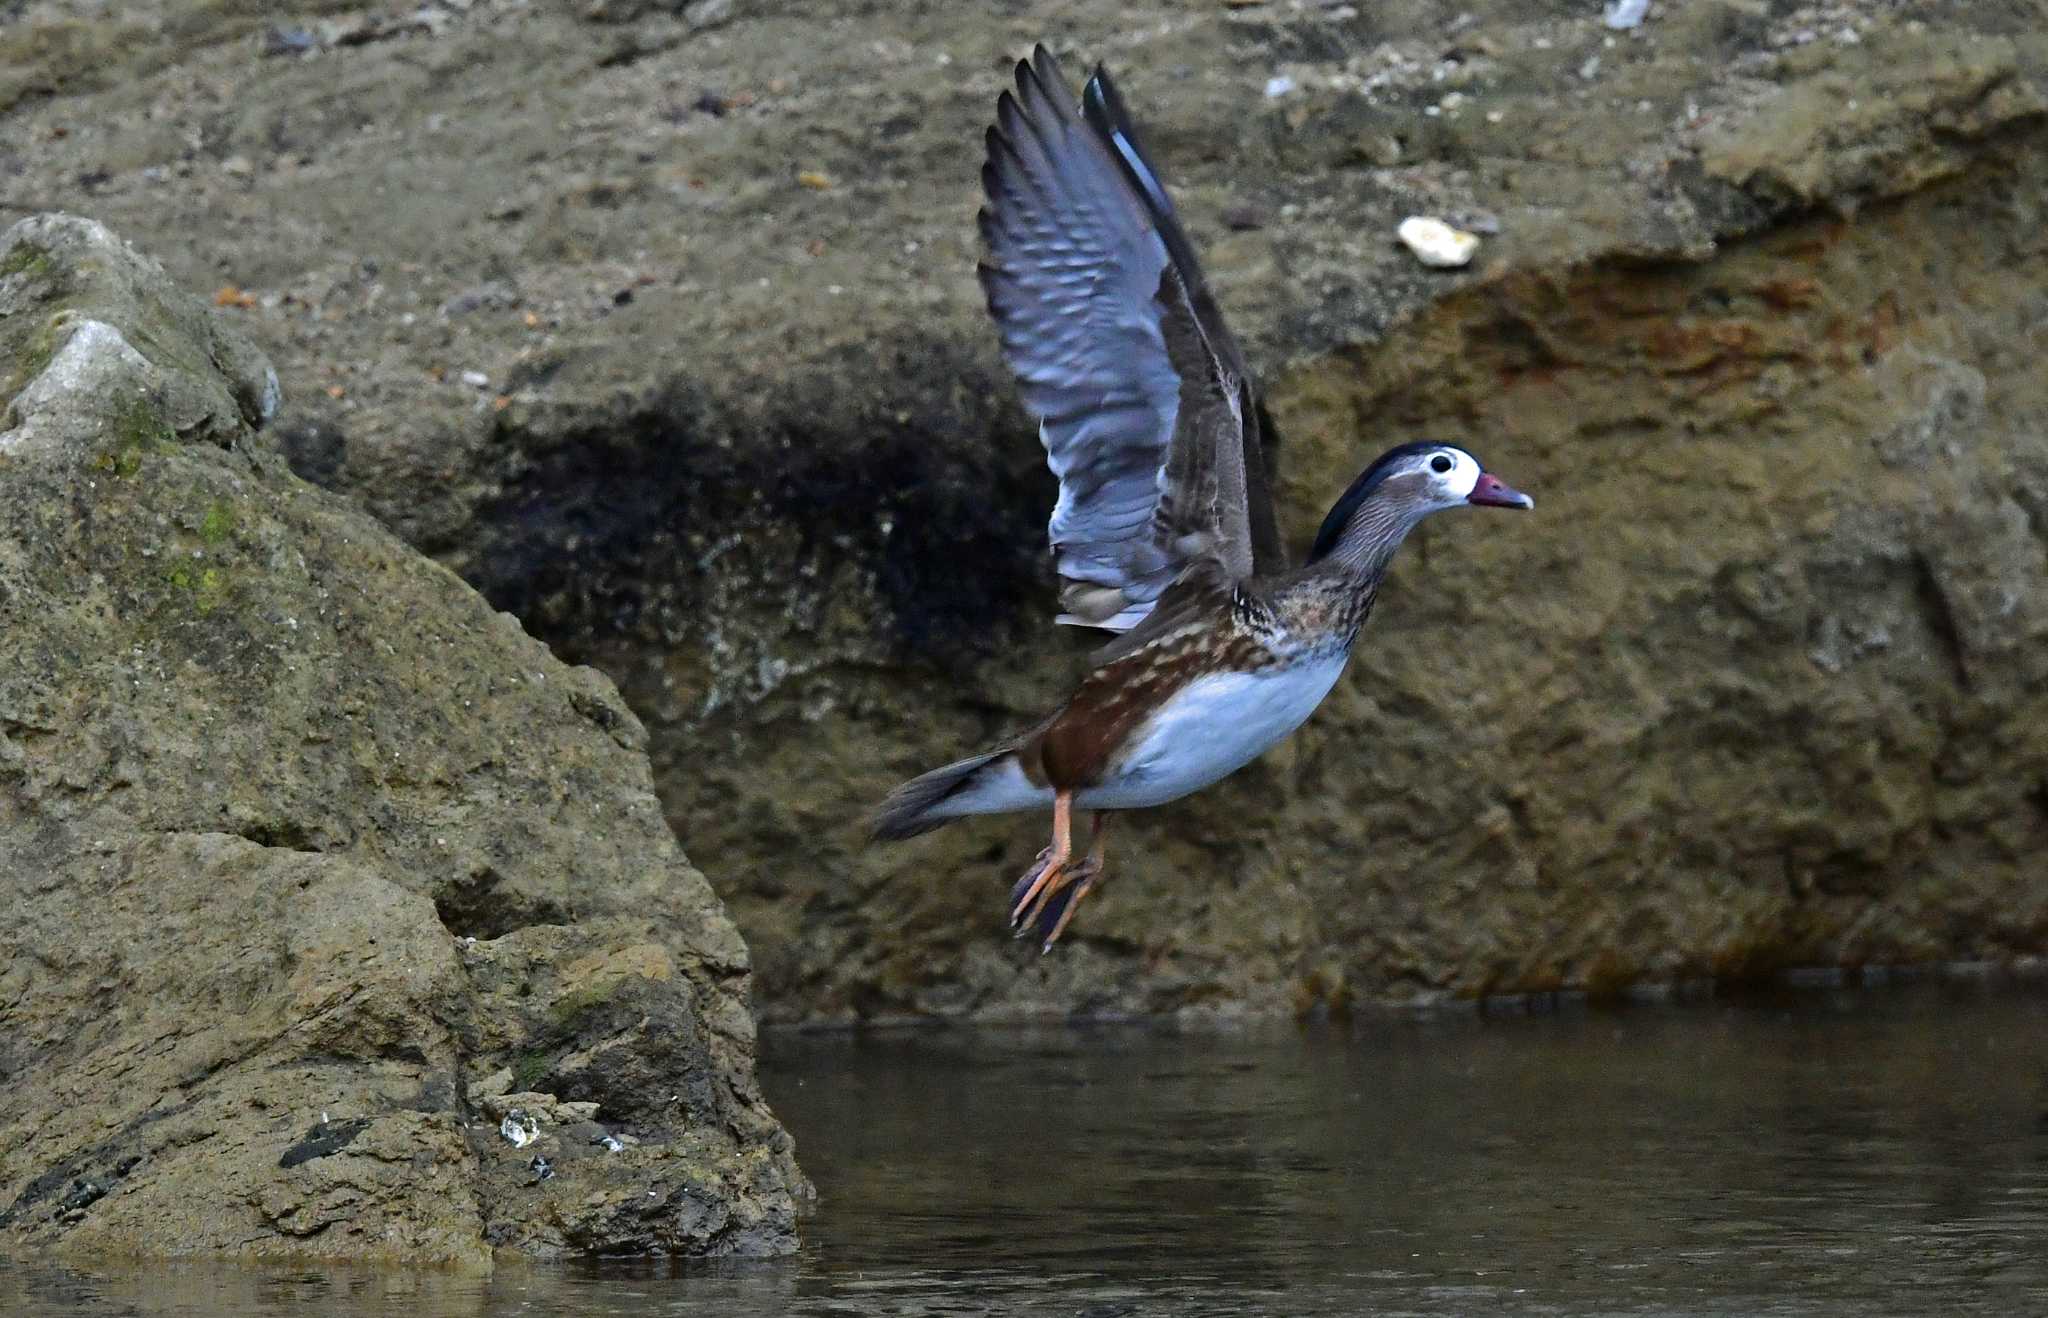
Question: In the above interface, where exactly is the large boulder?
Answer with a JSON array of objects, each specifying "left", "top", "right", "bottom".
[
  {"left": 3, "top": 2, "right": 2043, "bottom": 1021},
  {"left": 0, "top": 214, "right": 805, "bottom": 1263}
]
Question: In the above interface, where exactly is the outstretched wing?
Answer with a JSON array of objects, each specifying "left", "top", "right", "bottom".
[{"left": 978, "top": 46, "right": 1283, "bottom": 633}]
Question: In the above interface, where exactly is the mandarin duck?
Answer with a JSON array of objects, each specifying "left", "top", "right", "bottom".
[{"left": 872, "top": 47, "right": 1534, "bottom": 950}]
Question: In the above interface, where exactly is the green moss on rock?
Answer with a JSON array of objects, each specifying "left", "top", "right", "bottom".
[
  {"left": 198, "top": 501, "right": 236, "bottom": 545},
  {"left": 0, "top": 242, "right": 51, "bottom": 280},
  {"left": 90, "top": 394, "right": 177, "bottom": 477},
  {"left": 547, "top": 980, "right": 622, "bottom": 1032},
  {"left": 512, "top": 1050, "right": 553, "bottom": 1093},
  {"left": 163, "top": 563, "right": 227, "bottom": 614},
  {"left": 2, "top": 312, "right": 70, "bottom": 415}
]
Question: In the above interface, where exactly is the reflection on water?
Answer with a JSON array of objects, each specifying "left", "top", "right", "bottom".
[{"left": 7, "top": 982, "right": 2046, "bottom": 1316}]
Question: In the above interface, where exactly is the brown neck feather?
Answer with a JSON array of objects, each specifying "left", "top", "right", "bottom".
[{"left": 1321, "top": 495, "right": 1427, "bottom": 584}]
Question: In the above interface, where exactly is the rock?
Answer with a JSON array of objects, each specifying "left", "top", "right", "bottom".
[
  {"left": 2, "top": 5, "right": 2044, "bottom": 1024},
  {"left": 0, "top": 216, "right": 805, "bottom": 1263},
  {"left": 261, "top": 26, "right": 320, "bottom": 59},
  {"left": 439, "top": 281, "right": 519, "bottom": 318},
  {"left": 575, "top": 0, "right": 729, "bottom": 26},
  {"left": 0, "top": 215, "right": 277, "bottom": 446},
  {"left": 683, "top": 0, "right": 735, "bottom": 31},
  {"left": 1220, "top": 203, "right": 1268, "bottom": 232},
  {"left": 480, "top": 1092, "right": 603, "bottom": 1126},
  {"left": 1395, "top": 216, "right": 1480, "bottom": 269},
  {"left": 471, "top": 1067, "right": 516, "bottom": 1100}
]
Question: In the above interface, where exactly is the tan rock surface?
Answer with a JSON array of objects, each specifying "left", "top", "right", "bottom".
[
  {"left": 2, "top": 2, "right": 2042, "bottom": 1022},
  {"left": 0, "top": 215, "right": 804, "bottom": 1261}
]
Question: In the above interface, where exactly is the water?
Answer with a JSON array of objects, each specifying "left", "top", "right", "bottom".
[{"left": 7, "top": 983, "right": 2046, "bottom": 1315}]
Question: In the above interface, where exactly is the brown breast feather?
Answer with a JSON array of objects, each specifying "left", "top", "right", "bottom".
[{"left": 1020, "top": 609, "right": 1281, "bottom": 792}]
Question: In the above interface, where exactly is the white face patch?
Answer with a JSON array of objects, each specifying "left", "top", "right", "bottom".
[{"left": 1421, "top": 447, "right": 1481, "bottom": 507}]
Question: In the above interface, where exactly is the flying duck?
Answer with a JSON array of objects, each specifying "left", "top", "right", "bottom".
[{"left": 872, "top": 47, "right": 1534, "bottom": 950}]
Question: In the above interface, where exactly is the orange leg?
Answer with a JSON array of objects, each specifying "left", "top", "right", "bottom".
[
  {"left": 1039, "top": 813, "right": 1110, "bottom": 951},
  {"left": 1007, "top": 790, "right": 1073, "bottom": 930}
]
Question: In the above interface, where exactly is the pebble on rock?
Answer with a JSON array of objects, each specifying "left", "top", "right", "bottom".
[{"left": 1396, "top": 216, "right": 1480, "bottom": 269}]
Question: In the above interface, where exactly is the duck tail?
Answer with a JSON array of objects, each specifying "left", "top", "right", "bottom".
[{"left": 870, "top": 747, "right": 1023, "bottom": 842}]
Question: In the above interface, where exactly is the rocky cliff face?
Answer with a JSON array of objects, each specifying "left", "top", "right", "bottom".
[
  {"left": 3, "top": 0, "right": 2043, "bottom": 1024},
  {"left": 0, "top": 215, "right": 804, "bottom": 1262}
]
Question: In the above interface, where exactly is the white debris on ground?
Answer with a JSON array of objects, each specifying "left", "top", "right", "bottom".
[
  {"left": 1604, "top": 0, "right": 1651, "bottom": 31},
  {"left": 1396, "top": 216, "right": 1480, "bottom": 268},
  {"left": 499, "top": 1110, "right": 539, "bottom": 1148},
  {"left": 481, "top": 1084, "right": 622, "bottom": 1153}
]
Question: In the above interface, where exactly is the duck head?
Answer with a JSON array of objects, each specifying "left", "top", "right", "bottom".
[{"left": 1308, "top": 442, "right": 1533, "bottom": 564}]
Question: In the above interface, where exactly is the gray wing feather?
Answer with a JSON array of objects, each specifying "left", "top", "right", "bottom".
[{"left": 979, "top": 47, "right": 1276, "bottom": 633}]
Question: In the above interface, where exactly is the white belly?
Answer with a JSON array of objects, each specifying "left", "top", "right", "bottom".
[{"left": 1077, "top": 652, "right": 1349, "bottom": 810}]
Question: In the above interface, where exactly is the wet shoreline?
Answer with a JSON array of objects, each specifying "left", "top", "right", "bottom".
[
  {"left": 763, "top": 954, "right": 2048, "bottom": 1031},
  {"left": 10, "top": 979, "right": 2046, "bottom": 1316}
]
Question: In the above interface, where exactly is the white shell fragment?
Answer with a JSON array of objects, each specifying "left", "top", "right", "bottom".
[{"left": 1397, "top": 216, "right": 1480, "bottom": 269}]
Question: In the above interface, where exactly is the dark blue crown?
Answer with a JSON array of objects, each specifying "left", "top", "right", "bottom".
[{"left": 1307, "top": 442, "right": 1477, "bottom": 562}]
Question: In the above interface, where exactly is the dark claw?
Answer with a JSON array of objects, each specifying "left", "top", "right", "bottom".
[
  {"left": 1008, "top": 847, "right": 1055, "bottom": 928},
  {"left": 1033, "top": 858, "right": 1100, "bottom": 951}
]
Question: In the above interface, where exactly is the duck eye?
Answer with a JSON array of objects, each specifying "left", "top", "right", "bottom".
[{"left": 1430, "top": 454, "right": 1453, "bottom": 474}]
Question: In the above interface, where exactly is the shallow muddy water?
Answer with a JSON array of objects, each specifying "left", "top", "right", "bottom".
[{"left": 7, "top": 982, "right": 2046, "bottom": 1315}]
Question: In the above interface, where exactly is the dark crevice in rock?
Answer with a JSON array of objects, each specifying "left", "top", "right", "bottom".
[
  {"left": 447, "top": 349, "right": 1050, "bottom": 667},
  {"left": 567, "top": 688, "right": 628, "bottom": 736},
  {"left": 0, "top": 1134, "right": 150, "bottom": 1230},
  {"left": 277, "top": 1117, "right": 372, "bottom": 1169},
  {"left": 228, "top": 821, "right": 321, "bottom": 853},
  {"left": 55, "top": 1178, "right": 108, "bottom": 1214},
  {"left": 275, "top": 418, "right": 345, "bottom": 486},
  {"left": 0, "top": 1163, "right": 84, "bottom": 1228},
  {"left": 432, "top": 867, "right": 569, "bottom": 941},
  {"left": 1910, "top": 552, "right": 1972, "bottom": 689}
]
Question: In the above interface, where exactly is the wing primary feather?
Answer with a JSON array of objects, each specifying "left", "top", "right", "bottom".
[
  {"left": 1080, "top": 70, "right": 1210, "bottom": 296},
  {"left": 1083, "top": 68, "right": 1175, "bottom": 219},
  {"left": 1080, "top": 63, "right": 1286, "bottom": 578},
  {"left": 977, "top": 46, "right": 1284, "bottom": 634}
]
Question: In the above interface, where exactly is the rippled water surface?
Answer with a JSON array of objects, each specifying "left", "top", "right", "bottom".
[{"left": 7, "top": 983, "right": 2047, "bottom": 1316}]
